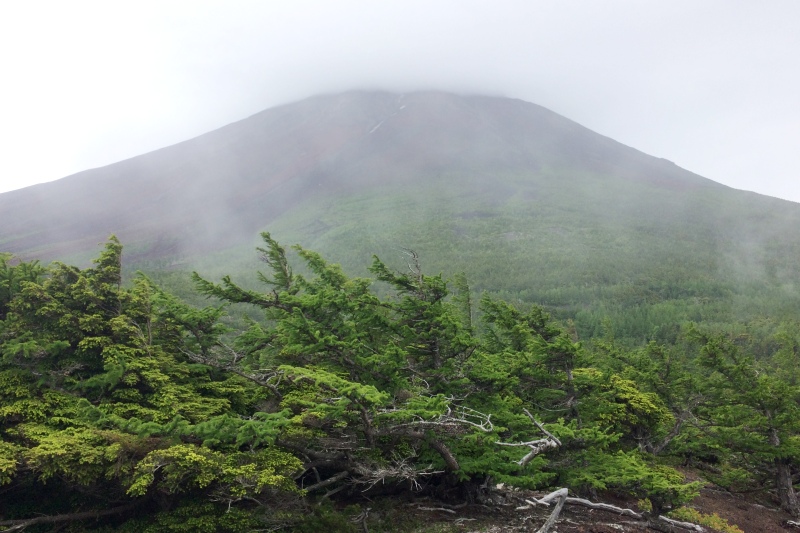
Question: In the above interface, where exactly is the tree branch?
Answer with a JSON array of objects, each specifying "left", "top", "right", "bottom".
[
  {"left": 534, "top": 488, "right": 568, "bottom": 533},
  {"left": 518, "top": 489, "right": 705, "bottom": 533},
  {"left": 0, "top": 500, "right": 140, "bottom": 532},
  {"left": 425, "top": 437, "right": 460, "bottom": 471},
  {"left": 497, "top": 409, "right": 561, "bottom": 467},
  {"left": 303, "top": 470, "right": 350, "bottom": 493}
]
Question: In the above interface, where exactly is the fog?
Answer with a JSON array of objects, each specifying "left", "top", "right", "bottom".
[{"left": 1, "top": 1, "right": 799, "bottom": 202}]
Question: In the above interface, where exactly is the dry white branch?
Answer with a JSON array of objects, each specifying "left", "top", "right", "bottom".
[
  {"left": 517, "top": 489, "right": 705, "bottom": 533},
  {"left": 523, "top": 408, "right": 561, "bottom": 446},
  {"left": 417, "top": 506, "right": 457, "bottom": 514},
  {"left": 562, "top": 496, "right": 643, "bottom": 519},
  {"left": 516, "top": 496, "right": 554, "bottom": 510},
  {"left": 535, "top": 488, "right": 568, "bottom": 533},
  {"left": 526, "top": 497, "right": 548, "bottom": 506},
  {"left": 352, "top": 458, "right": 443, "bottom": 492},
  {"left": 657, "top": 516, "right": 705, "bottom": 532},
  {"left": 535, "top": 491, "right": 704, "bottom": 532},
  {"left": 377, "top": 405, "right": 493, "bottom": 437},
  {"left": 518, "top": 442, "right": 560, "bottom": 467},
  {"left": 447, "top": 405, "right": 494, "bottom": 432},
  {"left": 497, "top": 409, "right": 561, "bottom": 467},
  {"left": 496, "top": 437, "right": 561, "bottom": 467}
]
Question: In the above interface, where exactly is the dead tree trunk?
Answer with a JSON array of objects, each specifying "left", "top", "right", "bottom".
[
  {"left": 776, "top": 460, "right": 800, "bottom": 517},
  {"left": 770, "top": 429, "right": 800, "bottom": 517}
]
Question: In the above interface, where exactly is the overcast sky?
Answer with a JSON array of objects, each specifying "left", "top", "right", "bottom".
[{"left": 1, "top": 1, "right": 798, "bottom": 202}]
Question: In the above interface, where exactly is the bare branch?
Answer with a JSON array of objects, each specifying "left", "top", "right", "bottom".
[
  {"left": 519, "top": 490, "right": 704, "bottom": 533},
  {"left": 562, "top": 496, "right": 643, "bottom": 519},
  {"left": 400, "top": 248, "right": 422, "bottom": 282},
  {"left": 651, "top": 398, "right": 702, "bottom": 455},
  {"left": 535, "top": 488, "right": 568, "bottom": 533},
  {"left": 523, "top": 408, "right": 561, "bottom": 446},
  {"left": 656, "top": 516, "right": 705, "bottom": 532},
  {"left": 351, "top": 457, "right": 443, "bottom": 492},
  {"left": 350, "top": 506, "right": 371, "bottom": 533},
  {"left": 515, "top": 490, "right": 704, "bottom": 533},
  {"left": 497, "top": 410, "right": 561, "bottom": 467},
  {"left": 416, "top": 506, "right": 456, "bottom": 514},
  {"left": 426, "top": 438, "right": 460, "bottom": 471},
  {"left": 376, "top": 405, "right": 492, "bottom": 438},
  {"left": 303, "top": 470, "right": 350, "bottom": 493},
  {"left": 450, "top": 405, "right": 493, "bottom": 432},
  {"left": 520, "top": 442, "right": 560, "bottom": 467},
  {"left": 0, "top": 500, "right": 140, "bottom": 532}
]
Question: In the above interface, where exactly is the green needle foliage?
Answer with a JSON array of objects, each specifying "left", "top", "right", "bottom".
[
  {"left": 7, "top": 233, "right": 800, "bottom": 530},
  {"left": 687, "top": 324, "right": 800, "bottom": 516},
  {"left": 189, "top": 233, "right": 699, "bottom": 509},
  {"left": 0, "top": 238, "right": 298, "bottom": 530}
]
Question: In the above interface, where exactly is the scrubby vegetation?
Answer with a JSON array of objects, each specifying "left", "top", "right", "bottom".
[{"left": 2, "top": 234, "right": 800, "bottom": 531}]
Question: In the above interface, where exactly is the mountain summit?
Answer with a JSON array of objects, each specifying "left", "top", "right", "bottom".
[{"left": 0, "top": 91, "right": 726, "bottom": 259}]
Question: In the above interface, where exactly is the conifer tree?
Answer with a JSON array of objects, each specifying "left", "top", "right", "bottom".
[
  {"left": 0, "top": 238, "right": 299, "bottom": 530},
  {"left": 191, "top": 233, "right": 700, "bottom": 513},
  {"left": 690, "top": 325, "right": 800, "bottom": 516}
]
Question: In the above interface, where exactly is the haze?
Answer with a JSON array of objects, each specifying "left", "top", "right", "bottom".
[{"left": 1, "top": 1, "right": 798, "bottom": 202}]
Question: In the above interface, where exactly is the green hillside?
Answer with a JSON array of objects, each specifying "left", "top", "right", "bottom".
[
  {"left": 171, "top": 166, "right": 800, "bottom": 346},
  {"left": 4, "top": 91, "right": 800, "bottom": 347}
]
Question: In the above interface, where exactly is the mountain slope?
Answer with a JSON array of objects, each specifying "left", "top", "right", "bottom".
[
  {"left": 3, "top": 90, "right": 800, "bottom": 339},
  {"left": 0, "top": 90, "right": 729, "bottom": 259}
]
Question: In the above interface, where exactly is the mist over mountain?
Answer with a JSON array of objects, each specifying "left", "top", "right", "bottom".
[
  {"left": 0, "top": 91, "right": 709, "bottom": 254},
  {"left": 3, "top": 90, "right": 800, "bottom": 320}
]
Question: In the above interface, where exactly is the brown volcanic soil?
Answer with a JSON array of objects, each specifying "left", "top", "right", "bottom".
[
  {"left": 366, "top": 481, "right": 797, "bottom": 532},
  {"left": 688, "top": 487, "right": 793, "bottom": 533}
]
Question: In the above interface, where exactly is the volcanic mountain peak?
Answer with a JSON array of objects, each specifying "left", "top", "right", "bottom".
[{"left": 0, "top": 90, "right": 790, "bottom": 273}]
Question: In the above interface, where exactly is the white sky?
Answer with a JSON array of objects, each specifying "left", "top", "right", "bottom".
[{"left": 1, "top": 1, "right": 798, "bottom": 202}]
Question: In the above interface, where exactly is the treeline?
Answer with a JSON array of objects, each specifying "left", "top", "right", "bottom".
[{"left": 1, "top": 235, "right": 799, "bottom": 531}]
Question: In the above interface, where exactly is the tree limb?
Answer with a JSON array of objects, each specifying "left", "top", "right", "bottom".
[
  {"left": 0, "top": 500, "right": 140, "bottom": 532},
  {"left": 562, "top": 496, "right": 643, "bottom": 519},
  {"left": 303, "top": 470, "right": 350, "bottom": 493},
  {"left": 497, "top": 409, "right": 561, "bottom": 467},
  {"left": 535, "top": 488, "right": 568, "bottom": 533},
  {"left": 517, "top": 489, "right": 705, "bottom": 533},
  {"left": 425, "top": 437, "right": 460, "bottom": 471}
]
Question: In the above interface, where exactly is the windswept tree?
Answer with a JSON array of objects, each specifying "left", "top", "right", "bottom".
[
  {"left": 0, "top": 238, "right": 299, "bottom": 531},
  {"left": 689, "top": 324, "right": 800, "bottom": 516},
  {"left": 190, "top": 233, "right": 699, "bottom": 511}
]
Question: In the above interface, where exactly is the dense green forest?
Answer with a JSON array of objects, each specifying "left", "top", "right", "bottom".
[
  {"left": 2, "top": 235, "right": 800, "bottom": 532},
  {"left": 133, "top": 178, "right": 800, "bottom": 352}
]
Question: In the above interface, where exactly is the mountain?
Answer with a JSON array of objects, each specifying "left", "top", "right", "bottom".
[
  {"left": 3, "top": 90, "right": 800, "bottom": 339},
  {"left": 6, "top": 90, "right": 800, "bottom": 531},
  {"left": 0, "top": 91, "right": 737, "bottom": 259}
]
